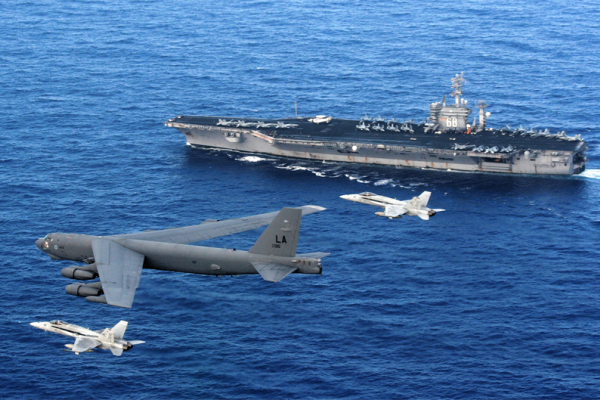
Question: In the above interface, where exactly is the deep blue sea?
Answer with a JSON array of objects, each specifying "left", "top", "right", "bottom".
[{"left": 2, "top": 1, "right": 600, "bottom": 398}]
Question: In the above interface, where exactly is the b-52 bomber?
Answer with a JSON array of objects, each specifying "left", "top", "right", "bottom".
[
  {"left": 340, "top": 192, "right": 444, "bottom": 220},
  {"left": 30, "top": 320, "right": 144, "bottom": 356},
  {"left": 35, "top": 206, "right": 327, "bottom": 308}
]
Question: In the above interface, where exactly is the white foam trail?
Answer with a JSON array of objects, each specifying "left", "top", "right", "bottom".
[
  {"left": 374, "top": 179, "right": 393, "bottom": 186},
  {"left": 345, "top": 174, "right": 365, "bottom": 181},
  {"left": 580, "top": 169, "right": 600, "bottom": 180},
  {"left": 276, "top": 165, "right": 311, "bottom": 172},
  {"left": 237, "top": 156, "right": 268, "bottom": 162}
]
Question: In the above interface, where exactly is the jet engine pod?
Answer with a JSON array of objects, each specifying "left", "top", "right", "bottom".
[
  {"left": 86, "top": 295, "right": 108, "bottom": 304},
  {"left": 66, "top": 282, "right": 103, "bottom": 297},
  {"left": 61, "top": 266, "right": 98, "bottom": 280},
  {"left": 427, "top": 210, "right": 437, "bottom": 217}
]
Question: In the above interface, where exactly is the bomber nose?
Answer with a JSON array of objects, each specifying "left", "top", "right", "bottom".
[{"left": 35, "top": 238, "right": 44, "bottom": 250}]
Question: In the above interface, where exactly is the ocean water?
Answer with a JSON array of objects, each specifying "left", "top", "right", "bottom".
[{"left": 2, "top": 0, "right": 600, "bottom": 398}]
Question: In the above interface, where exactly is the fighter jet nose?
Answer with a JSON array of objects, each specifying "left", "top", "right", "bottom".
[{"left": 35, "top": 238, "right": 44, "bottom": 250}]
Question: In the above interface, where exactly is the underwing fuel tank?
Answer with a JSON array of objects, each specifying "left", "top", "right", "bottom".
[{"left": 375, "top": 212, "right": 401, "bottom": 218}]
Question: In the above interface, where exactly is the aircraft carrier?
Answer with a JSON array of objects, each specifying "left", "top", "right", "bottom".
[{"left": 165, "top": 74, "right": 588, "bottom": 175}]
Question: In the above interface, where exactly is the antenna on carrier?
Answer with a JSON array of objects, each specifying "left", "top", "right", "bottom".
[
  {"left": 475, "top": 100, "right": 489, "bottom": 129},
  {"left": 451, "top": 72, "right": 466, "bottom": 107}
]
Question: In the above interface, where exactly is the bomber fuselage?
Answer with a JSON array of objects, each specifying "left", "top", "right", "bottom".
[{"left": 36, "top": 233, "right": 322, "bottom": 276}]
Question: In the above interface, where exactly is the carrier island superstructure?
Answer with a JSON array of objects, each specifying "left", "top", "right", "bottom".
[{"left": 166, "top": 74, "right": 588, "bottom": 175}]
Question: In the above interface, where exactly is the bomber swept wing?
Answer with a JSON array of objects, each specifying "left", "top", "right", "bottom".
[
  {"left": 36, "top": 205, "right": 328, "bottom": 308},
  {"left": 110, "top": 205, "right": 325, "bottom": 244},
  {"left": 92, "top": 239, "right": 145, "bottom": 309}
]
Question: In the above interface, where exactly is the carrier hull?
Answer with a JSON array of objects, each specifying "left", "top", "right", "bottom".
[
  {"left": 166, "top": 74, "right": 588, "bottom": 175},
  {"left": 166, "top": 118, "right": 587, "bottom": 175}
]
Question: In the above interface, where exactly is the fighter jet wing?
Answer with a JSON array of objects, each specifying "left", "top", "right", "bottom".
[
  {"left": 72, "top": 337, "right": 101, "bottom": 353},
  {"left": 384, "top": 205, "right": 407, "bottom": 217},
  {"left": 252, "top": 262, "right": 298, "bottom": 282},
  {"left": 110, "top": 205, "right": 326, "bottom": 245},
  {"left": 92, "top": 239, "right": 145, "bottom": 308}
]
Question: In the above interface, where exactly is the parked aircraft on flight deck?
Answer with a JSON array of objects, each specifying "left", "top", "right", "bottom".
[
  {"left": 340, "top": 191, "right": 445, "bottom": 220},
  {"left": 35, "top": 206, "right": 328, "bottom": 308},
  {"left": 30, "top": 320, "right": 144, "bottom": 356}
]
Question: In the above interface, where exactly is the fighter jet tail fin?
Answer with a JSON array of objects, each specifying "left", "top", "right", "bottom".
[
  {"left": 112, "top": 320, "right": 128, "bottom": 340},
  {"left": 418, "top": 191, "right": 431, "bottom": 207},
  {"left": 110, "top": 346, "right": 124, "bottom": 357},
  {"left": 416, "top": 211, "right": 430, "bottom": 221},
  {"left": 249, "top": 208, "right": 302, "bottom": 257}
]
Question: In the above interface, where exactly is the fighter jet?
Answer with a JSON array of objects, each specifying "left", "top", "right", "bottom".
[
  {"left": 275, "top": 121, "right": 299, "bottom": 129},
  {"left": 340, "top": 192, "right": 444, "bottom": 220},
  {"left": 356, "top": 121, "right": 370, "bottom": 131},
  {"left": 35, "top": 206, "right": 327, "bottom": 308},
  {"left": 217, "top": 119, "right": 235, "bottom": 126},
  {"left": 371, "top": 123, "right": 385, "bottom": 132},
  {"left": 30, "top": 320, "right": 144, "bottom": 356}
]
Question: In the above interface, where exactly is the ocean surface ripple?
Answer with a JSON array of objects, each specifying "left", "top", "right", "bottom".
[{"left": 2, "top": 0, "right": 599, "bottom": 398}]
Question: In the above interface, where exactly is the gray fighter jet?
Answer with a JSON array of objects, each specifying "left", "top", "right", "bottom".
[
  {"left": 340, "top": 192, "right": 444, "bottom": 220},
  {"left": 35, "top": 206, "right": 327, "bottom": 308},
  {"left": 30, "top": 320, "right": 144, "bottom": 356}
]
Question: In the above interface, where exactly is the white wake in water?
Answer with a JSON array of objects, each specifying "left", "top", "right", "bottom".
[
  {"left": 580, "top": 169, "right": 600, "bottom": 180},
  {"left": 236, "top": 156, "right": 270, "bottom": 163},
  {"left": 233, "top": 156, "right": 433, "bottom": 188}
]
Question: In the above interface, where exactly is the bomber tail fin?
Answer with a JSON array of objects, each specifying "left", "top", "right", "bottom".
[
  {"left": 249, "top": 208, "right": 302, "bottom": 257},
  {"left": 111, "top": 320, "right": 128, "bottom": 340}
]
